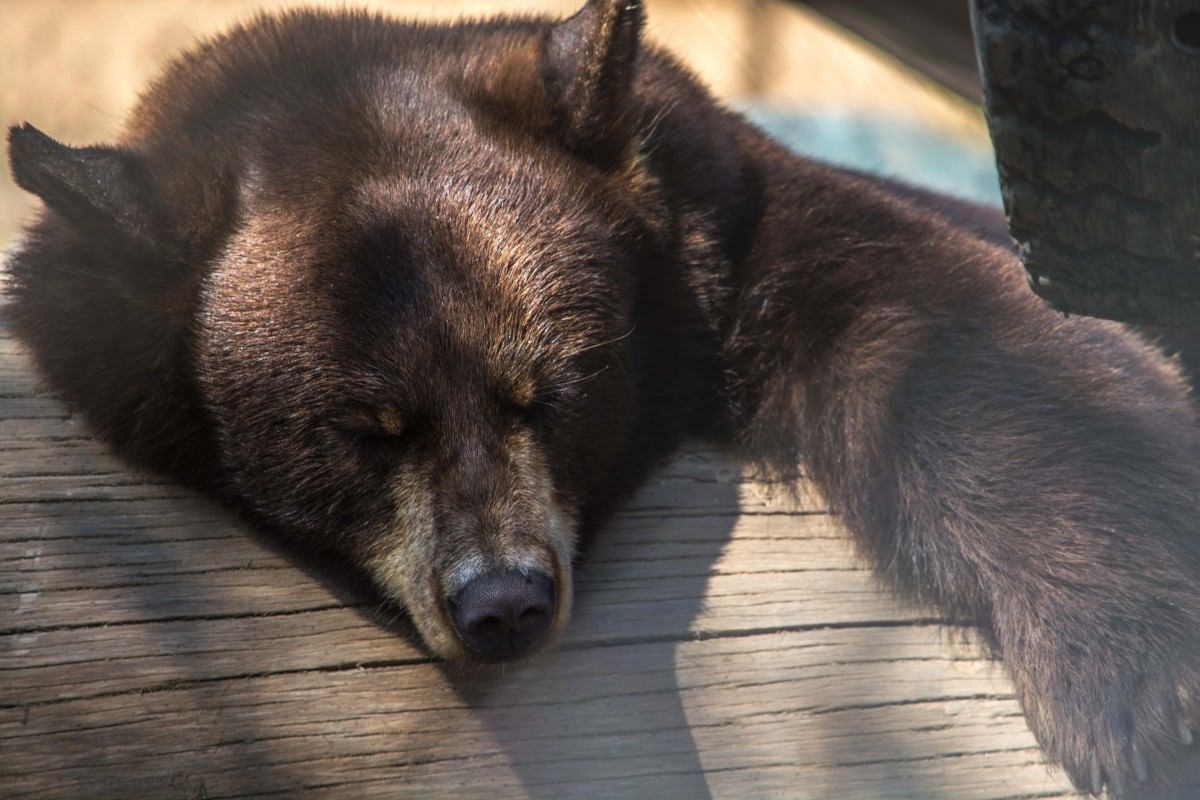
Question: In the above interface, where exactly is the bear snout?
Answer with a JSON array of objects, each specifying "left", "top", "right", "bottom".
[{"left": 448, "top": 569, "right": 556, "bottom": 661}]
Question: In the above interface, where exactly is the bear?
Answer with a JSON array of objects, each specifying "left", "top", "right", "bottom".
[{"left": 6, "top": 0, "right": 1200, "bottom": 795}]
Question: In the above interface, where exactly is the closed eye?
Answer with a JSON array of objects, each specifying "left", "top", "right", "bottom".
[
  {"left": 332, "top": 408, "right": 412, "bottom": 454},
  {"left": 507, "top": 364, "right": 611, "bottom": 427},
  {"left": 338, "top": 426, "right": 410, "bottom": 450},
  {"left": 501, "top": 390, "right": 556, "bottom": 427}
]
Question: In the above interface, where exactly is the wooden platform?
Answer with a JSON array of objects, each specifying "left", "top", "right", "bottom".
[{"left": 0, "top": 308, "right": 1077, "bottom": 799}]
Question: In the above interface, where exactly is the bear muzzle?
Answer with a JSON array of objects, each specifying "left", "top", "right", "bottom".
[{"left": 448, "top": 569, "right": 557, "bottom": 661}]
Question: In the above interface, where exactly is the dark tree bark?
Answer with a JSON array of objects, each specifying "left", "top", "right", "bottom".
[{"left": 972, "top": 0, "right": 1200, "bottom": 325}]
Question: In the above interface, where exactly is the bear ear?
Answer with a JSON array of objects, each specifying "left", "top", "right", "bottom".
[
  {"left": 542, "top": 0, "right": 644, "bottom": 156},
  {"left": 8, "top": 123, "right": 161, "bottom": 245}
]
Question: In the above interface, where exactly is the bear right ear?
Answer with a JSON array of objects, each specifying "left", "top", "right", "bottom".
[
  {"left": 8, "top": 123, "right": 161, "bottom": 246},
  {"left": 541, "top": 0, "right": 644, "bottom": 157}
]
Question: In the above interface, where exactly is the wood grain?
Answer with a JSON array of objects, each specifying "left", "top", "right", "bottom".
[{"left": 0, "top": 316, "right": 1077, "bottom": 798}]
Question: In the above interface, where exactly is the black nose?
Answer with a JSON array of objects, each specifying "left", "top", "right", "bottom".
[{"left": 449, "top": 569, "right": 556, "bottom": 661}]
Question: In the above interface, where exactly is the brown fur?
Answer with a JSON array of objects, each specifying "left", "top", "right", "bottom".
[{"left": 7, "top": 2, "right": 1200, "bottom": 795}]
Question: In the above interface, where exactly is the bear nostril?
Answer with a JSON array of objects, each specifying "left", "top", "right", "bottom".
[
  {"left": 449, "top": 569, "right": 556, "bottom": 661},
  {"left": 471, "top": 615, "right": 508, "bottom": 642}
]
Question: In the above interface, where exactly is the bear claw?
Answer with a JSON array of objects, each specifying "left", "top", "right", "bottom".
[{"left": 1180, "top": 721, "right": 1194, "bottom": 747}]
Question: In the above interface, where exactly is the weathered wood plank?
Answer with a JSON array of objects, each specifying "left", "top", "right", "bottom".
[
  {"left": 1, "top": 553, "right": 931, "bottom": 640},
  {"left": 0, "top": 507, "right": 850, "bottom": 588},
  {"left": 0, "top": 395, "right": 72, "bottom": 420},
  {"left": 0, "top": 361, "right": 46, "bottom": 395},
  {"left": 2, "top": 628, "right": 1060, "bottom": 800},
  {"left": 1, "top": 439, "right": 149, "bottom": 477},
  {"left": 0, "top": 312, "right": 1076, "bottom": 798}
]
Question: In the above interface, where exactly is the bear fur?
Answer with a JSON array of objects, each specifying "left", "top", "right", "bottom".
[{"left": 8, "top": 1, "right": 1200, "bottom": 795}]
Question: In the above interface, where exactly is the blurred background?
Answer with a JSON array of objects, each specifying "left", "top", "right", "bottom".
[{"left": 0, "top": 0, "right": 999, "bottom": 249}]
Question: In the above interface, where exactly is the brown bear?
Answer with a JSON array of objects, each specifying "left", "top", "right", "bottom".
[{"left": 7, "top": 1, "right": 1200, "bottom": 796}]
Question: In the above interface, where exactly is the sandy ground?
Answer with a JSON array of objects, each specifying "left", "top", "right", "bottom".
[{"left": 0, "top": 0, "right": 987, "bottom": 246}]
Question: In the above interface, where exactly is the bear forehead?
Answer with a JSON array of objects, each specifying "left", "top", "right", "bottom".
[
  {"left": 202, "top": 160, "right": 634, "bottom": 409},
  {"left": 217, "top": 153, "right": 631, "bottom": 331}
]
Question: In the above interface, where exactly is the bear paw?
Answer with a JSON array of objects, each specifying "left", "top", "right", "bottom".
[{"left": 1010, "top": 626, "right": 1200, "bottom": 798}]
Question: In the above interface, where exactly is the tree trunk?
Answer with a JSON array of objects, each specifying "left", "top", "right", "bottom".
[{"left": 972, "top": 0, "right": 1200, "bottom": 325}]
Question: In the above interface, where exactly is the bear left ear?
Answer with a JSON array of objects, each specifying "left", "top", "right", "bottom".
[
  {"left": 542, "top": 0, "right": 644, "bottom": 156},
  {"left": 8, "top": 123, "right": 161, "bottom": 246}
]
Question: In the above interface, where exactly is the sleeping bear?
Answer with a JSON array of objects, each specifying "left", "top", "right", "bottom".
[{"left": 7, "top": 1, "right": 1200, "bottom": 795}]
